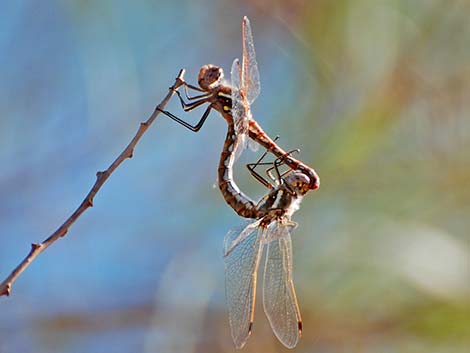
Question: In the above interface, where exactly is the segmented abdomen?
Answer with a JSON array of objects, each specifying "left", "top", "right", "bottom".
[{"left": 218, "top": 117, "right": 260, "bottom": 219}]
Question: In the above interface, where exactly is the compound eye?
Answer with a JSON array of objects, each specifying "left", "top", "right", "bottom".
[{"left": 198, "top": 65, "right": 224, "bottom": 90}]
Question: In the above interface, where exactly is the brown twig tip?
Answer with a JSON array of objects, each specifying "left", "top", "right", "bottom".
[{"left": 176, "top": 68, "right": 185, "bottom": 80}]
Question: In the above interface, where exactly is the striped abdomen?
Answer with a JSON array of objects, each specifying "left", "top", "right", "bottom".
[{"left": 218, "top": 116, "right": 260, "bottom": 219}]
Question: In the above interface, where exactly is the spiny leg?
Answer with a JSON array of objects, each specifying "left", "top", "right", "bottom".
[
  {"left": 173, "top": 90, "right": 211, "bottom": 112},
  {"left": 170, "top": 79, "right": 208, "bottom": 99},
  {"left": 247, "top": 147, "right": 301, "bottom": 194},
  {"left": 246, "top": 136, "right": 281, "bottom": 189},
  {"left": 181, "top": 82, "right": 211, "bottom": 100},
  {"left": 157, "top": 105, "right": 212, "bottom": 132},
  {"left": 167, "top": 78, "right": 212, "bottom": 110},
  {"left": 266, "top": 148, "right": 301, "bottom": 183},
  {"left": 268, "top": 149, "right": 301, "bottom": 195}
]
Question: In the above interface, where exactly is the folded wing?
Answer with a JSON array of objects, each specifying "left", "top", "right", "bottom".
[
  {"left": 242, "top": 16, "right": 260, "bottom": 105},
  {"left": 224, "top": 220, "right": 263, "bottom": 349},
  {"left": 262, "top": 223, "right": 302, "bottom": 348}
]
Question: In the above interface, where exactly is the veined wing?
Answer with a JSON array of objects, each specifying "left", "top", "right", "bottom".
[
  {"left": 230, "top": 58, "right": 248, "bottom": 157},
  {"left": 223, "top": 219, "right": 263, "bottom": 349},
  {"left": 241, "top": 16, "right": 260, "bottom": 105},
  {"left": 262, "top": 221, "right": 302, "bottom": 348}
]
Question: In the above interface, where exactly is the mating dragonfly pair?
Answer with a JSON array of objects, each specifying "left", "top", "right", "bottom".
[{"left": 159, "top": 17, "right": 319, "bottom": 349}]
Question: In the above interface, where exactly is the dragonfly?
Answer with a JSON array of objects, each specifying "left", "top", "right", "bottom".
[
  {"left": 158, "top": 16, "right": 316, "bottom": 347},
  {"left": 158, "top": 16, "right": 320, "bottom": 192},
  {"left": 223, "top": 151, "right": 310, "bottom": 348}
]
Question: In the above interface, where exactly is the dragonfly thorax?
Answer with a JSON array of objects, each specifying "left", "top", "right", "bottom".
[
  {"left": 256, "top": 171, "right": 307, "bottom": 218},
  {"left": 198, "top": 64, "right": 224, "bottom": 90}
]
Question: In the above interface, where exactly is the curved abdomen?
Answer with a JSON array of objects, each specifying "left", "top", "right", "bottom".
[{"left": 218, "top": 118, "right": 260, "bottom": 219}]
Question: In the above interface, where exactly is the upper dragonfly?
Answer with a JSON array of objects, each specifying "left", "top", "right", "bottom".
[{"left": 158, "top": 16, "right": 320, "bottom": 191}]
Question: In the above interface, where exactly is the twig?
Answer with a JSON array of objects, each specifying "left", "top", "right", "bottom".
[{"left": 0, "top": 69, "right": 186, "bottom": 297}]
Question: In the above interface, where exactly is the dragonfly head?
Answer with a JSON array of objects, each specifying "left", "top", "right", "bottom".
[
  {"left": 283, "top": 172, "right": 311, "bottom": 196},
  {"left": 198, "top": 64, "right": 224, "bottom": 90},
  {"left": 256, "top": 171, "right": 308, "bottom": 218}
]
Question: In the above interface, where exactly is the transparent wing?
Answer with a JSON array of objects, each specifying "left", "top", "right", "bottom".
[
  {"left": 223, "top": 219, "right": 263, "bottom": 349},
  {"left": 242, "top": 16, "right": 261, "bottom": 105},
  {"left": 230, "top": 58, "right": 248, "bottom": 157},
  {"left": 262, "top": 222, "right": 302, "bottom": 349},
  {"left": 248, "top": 139, "right": 259, "bottom": 152},
  {"left": 230, "top": 58, "right": 242, "bottom": 124}
]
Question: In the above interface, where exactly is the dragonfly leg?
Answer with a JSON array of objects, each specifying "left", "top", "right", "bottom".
[
  {"left": 266, "top": 149, "right": 301, "bottom": 182},
  {"left": 266, "top": 149, "right": 301, "bottom": 195},
  {"left": 157, "top": 105, "right": 212, "bottom": 132},
  {"left": 246, "top": 136, "right": 281, "bottom": 189},
  {"left": 173, "top": 90, "right": 211, "bottom": 112},
  {"left": 247, "top": 160, "right": 276, "bottom": 189},
  {"left": 181, "top": 82, "right": 211, "bottom": 100},
  {"left": 170, "top": 78, "right": 207, "bottom": 97}
]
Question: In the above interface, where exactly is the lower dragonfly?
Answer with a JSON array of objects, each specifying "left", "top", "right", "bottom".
[{"left": 223, "top": 150, "right": 310, "bottom": 349}]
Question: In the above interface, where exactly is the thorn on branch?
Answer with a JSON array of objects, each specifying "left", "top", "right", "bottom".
[
  {"left": 124, "top": 148, "right": 134, "bottom": 159},
  {"left": 31, "top": 243, "right": 42, "bottom": 251}
]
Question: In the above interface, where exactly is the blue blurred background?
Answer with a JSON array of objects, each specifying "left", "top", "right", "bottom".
[{"left": 1, "top": 1, "right": 469, "bottom": 352}]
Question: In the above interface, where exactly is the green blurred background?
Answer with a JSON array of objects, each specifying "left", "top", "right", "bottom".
[{"left": 0, "top": 1, "right": 468, "bottom": 352}]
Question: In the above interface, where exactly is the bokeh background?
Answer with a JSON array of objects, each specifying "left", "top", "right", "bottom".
[{"left": 1, "top": 1, "right": 469, "bottom": 352}]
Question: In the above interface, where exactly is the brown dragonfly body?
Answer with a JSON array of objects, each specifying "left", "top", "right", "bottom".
[{"left": 161, "top": 61, "right": 319, "bottom": 217}]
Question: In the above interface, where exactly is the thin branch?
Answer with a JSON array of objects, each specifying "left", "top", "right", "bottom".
[{"left": 0, "top": 69, "right": 186, "bottom": 297}]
